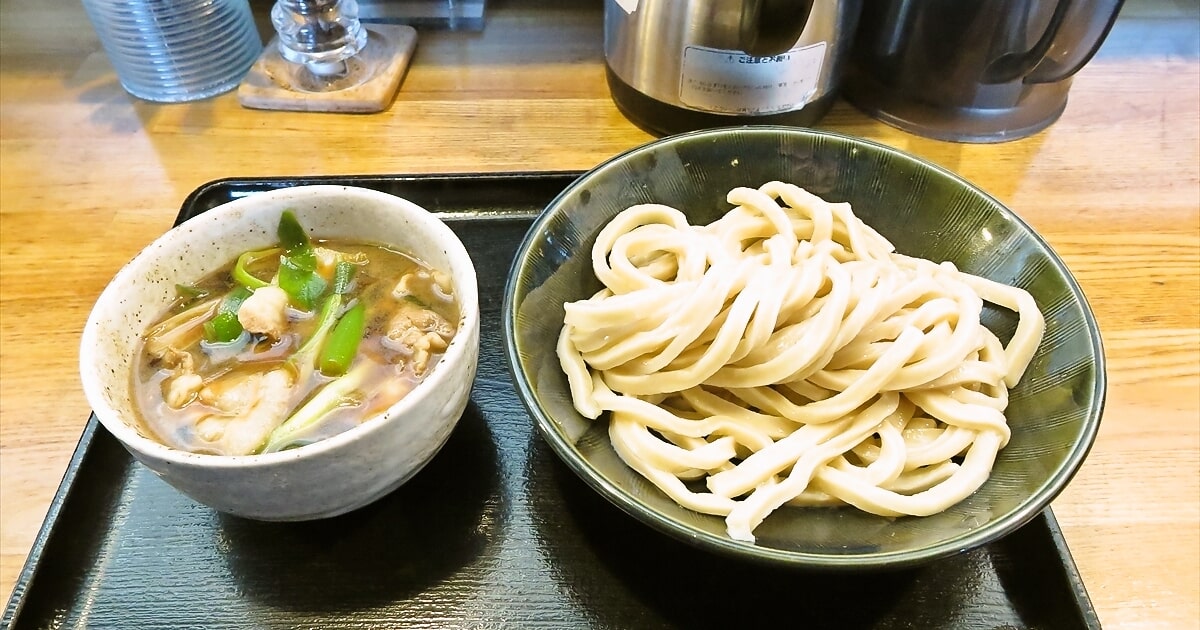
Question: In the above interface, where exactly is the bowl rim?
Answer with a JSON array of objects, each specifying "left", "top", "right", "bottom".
[
  {"left": 502, "top": 125, "right": 1107, "bottom": 569},
  {"left": 80, "top": 184, "right": 481, "bottom": 470}
]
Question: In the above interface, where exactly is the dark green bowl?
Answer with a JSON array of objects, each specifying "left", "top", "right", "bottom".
[{"left": 501, "top": 126, "right": 1105, "bottom": 570}]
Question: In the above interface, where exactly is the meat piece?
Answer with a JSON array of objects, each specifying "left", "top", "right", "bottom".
[
  {"left": 383, "top": 301, "right": 456, "bottom": 375},
  {"left": 165, "top": 373, "right": 203, "bottom": 409},
  {"left": 194, "top": 368, "right": 295, "bottom": 455},
  {"left": 314, "top": 247, "right": 366, "bottom": 278},
  {"left": 314, "top": 247, "right": 339, "bottom": 278},
  {"left": 371, "top": 367, "right": 416, "bottom": 413},
  {"left": 431, "top": 271, "right": 453, "bottom": 301},
  {"left": 391, "top": 270, "right": 429, "bottom": 300},
  {"left": 237, "top": 285, "right": 290, "bottom": 339},
  {"left": 391, "top": 269, "right": 454, "bottom": 302},
  {"left": 160, "top": 348, "right": 203, "bottom": 409},
  {"left": 159, "top": 346, "right": 193, "bottom": 370}
]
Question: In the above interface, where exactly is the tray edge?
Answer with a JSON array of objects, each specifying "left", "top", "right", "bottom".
[
  {"left": 3, "top": 417, "right": 102, "bottom": 628},
  {"left": 3, "top": 171, "right": 1103, "bottom": 630}
]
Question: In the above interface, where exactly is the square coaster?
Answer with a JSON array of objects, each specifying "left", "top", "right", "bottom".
[{"left": 238, "top": 24, "right": 417, "bottom": 113}]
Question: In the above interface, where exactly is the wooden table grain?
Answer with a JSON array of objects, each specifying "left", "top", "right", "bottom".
[{"left": 1, "top": 0, "right": 1197, "bottom": 627}]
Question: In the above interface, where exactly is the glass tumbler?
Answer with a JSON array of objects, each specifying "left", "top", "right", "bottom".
[{"left": 80, "top": 0, "right": 264, "bottom": 103}]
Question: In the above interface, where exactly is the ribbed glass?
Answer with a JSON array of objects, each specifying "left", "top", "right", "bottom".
[{"left": 80, "top": 0, "right": 263, "bottom": 103}]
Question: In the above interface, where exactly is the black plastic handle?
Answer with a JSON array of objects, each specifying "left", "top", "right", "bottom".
[
  {"left": 1025, "top": 0, "right": 1125, "bottom": 84},
  {"left": 983, "top": 0, "right": 1076, "bottom": 84},
  {"left": 739, "top": 0, "right": 815, "bottom": 57},
  {"left": 982, "top": 0, "right": 1124, "bottom": 85}
]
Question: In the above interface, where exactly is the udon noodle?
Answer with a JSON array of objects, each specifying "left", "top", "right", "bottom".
[{"left": 556, "top": 181, "right": 1045, "bottom": 542}]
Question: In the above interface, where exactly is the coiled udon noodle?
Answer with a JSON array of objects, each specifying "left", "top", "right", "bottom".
[{"left": 556, "top": 181, "right": 1045, "bottom": 543}]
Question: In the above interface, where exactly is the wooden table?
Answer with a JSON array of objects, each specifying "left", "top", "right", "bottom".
[{"left": 1, "top": 0, "right": 1196, "bottom": 627}]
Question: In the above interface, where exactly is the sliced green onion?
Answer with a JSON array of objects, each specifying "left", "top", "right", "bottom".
[
  {"left": 175, "top": 283, "right": 209, "bottom": 302},
  {"left": 277, "top": 209, "right": 312, "bottom": 253},
  {"left": 289, "top": 291, "right": 343, "bottom": 368},
  {"left": 202, "top": 286, "right": 252, "bottom": 343},
  {"left": 332, "top": 260, "right": 356, "bottom": 295},
  {"left": 233, "top": 247, "right": 280, "bottom": 290},
  {"left": 274, "top": 211, "right": 329, "bottom": 309},
  {"left": 261, "top": 361, "right": 372, "bottom": 454},
  {"left": 278, "top": 255, "right": 327, "bottom": 310},
  {"left": 319, "top": 303, "right": 365, "bottom": 377}
]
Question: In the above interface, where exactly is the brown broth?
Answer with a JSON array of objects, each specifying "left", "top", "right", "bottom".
[{"left": 132, "top": 240, "right": 459, "bottom": 455}]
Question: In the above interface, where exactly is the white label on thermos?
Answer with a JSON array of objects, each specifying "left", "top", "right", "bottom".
[
  {"left": 614, "top": 0, "right": 639, "bottom": 14},
  {"left": 679, "top": 42, "right": 828, "bottom": 115}
]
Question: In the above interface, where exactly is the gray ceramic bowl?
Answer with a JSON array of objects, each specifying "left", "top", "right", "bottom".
[
  {"left": 81, "top": 185, "right": 480, "bottom": 521},
  {"left": 502, "top": 126, "right": 1104, "bottom": 569}
]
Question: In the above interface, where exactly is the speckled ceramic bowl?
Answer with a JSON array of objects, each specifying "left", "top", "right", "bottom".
[
  {"left": 80, "top": 185, "right": 480, "bottom": 521},
  {"left": 502, "top": 126, "right": 1105, "bottom": 569}
]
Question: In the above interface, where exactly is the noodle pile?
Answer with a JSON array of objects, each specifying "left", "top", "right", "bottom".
[{"left": 556, "top": 181, "right": 1045, "bottom": 543}]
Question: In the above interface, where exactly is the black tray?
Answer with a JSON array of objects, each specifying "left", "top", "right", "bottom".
[{"left": 4, "top": 173, "right": 1102, "bottom": 630}]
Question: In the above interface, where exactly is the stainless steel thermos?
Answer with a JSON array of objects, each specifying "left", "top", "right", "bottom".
[
  {"left": 603, "top": 0, "right": 1125, "bottom": 142},
  {"left": 603, "top": 0, "right": 863, "bottom": 135}
]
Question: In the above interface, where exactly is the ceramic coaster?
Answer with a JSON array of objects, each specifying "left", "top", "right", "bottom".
[{"left": 237, "top": 24, "right": 417, "bottom": 113}]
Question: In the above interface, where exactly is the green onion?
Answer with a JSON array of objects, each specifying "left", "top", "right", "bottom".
[
  {"left": 232, "top": 247, "right": 280, "bottom": 290},
  {"left": 202, "top": 286, "right": 252, "bottom": 343},
  {"left": 261, "top": 361, "right": 372, "bottom": 454},
  {"left": 174, "top": 283, "right": 209, "bottom": 302},
  {"left": 319, "top": 303, "right": 365, "bottom": 377},
  {"left": 286, "top": 262, "right": 356, "bottom": 369},
  {"left": 277, "top": 209, "right": 311, "bottom": 252},
  {"left": 278, "top": 255, "right": 327, "bottom": 310},
  {"left": 274, "top": 210, "right": 327, "bottom": 309},
  {"left": 332, "top": 260, "right": 355, "bottom": 295}
]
